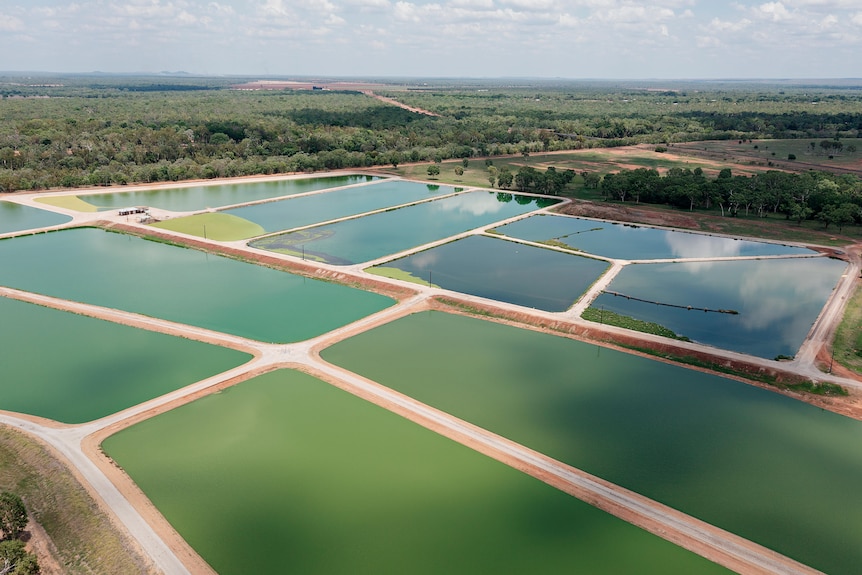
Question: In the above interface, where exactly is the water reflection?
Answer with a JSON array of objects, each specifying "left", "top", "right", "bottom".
[
  {"left": 500, "top": 214, "right": 813, "bottom": 260},
  {"left": 434, "top": 192, "right": 509, "bottom": 216},
  {"left": 598, "top": 258, "right": 847, "bottom": 357},
  {"left": 664, "top": 232, "right": 743, "bottom": 260},
  {"left": 0, "top": 201, "right": 71, "bottom": 234}
]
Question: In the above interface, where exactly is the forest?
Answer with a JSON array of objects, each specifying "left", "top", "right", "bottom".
[{"left": 1, "top": 74, "right": 861, "bottom": 229}]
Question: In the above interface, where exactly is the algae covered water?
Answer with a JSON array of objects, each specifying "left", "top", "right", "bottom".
[
  {"left": 321, "top": 311, "right": 862, "bottom": 575},
  {"left": 0, "top": 227, "right": 393, "bottom": 342},
  {"left": 0, "top": 297, "right": 250, "bottom": 423},
  {"left": 103, "top": 369, "right": 730, "bottom": 575},
  {"left": 78, "top": 174, "right": 379, "bottom": 211},
  {"left": 0, "top": 200, "right": 71, "bottom": 234}
]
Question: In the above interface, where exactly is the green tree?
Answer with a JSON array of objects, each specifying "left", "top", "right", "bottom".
[
  {"left": 497, "top": 167, "right": 513, "bottom": 189},
  {"left": 426, "top": 164, "right": 440, "bottom": 178},
  {"left": 0, "top": 493, "right": 27, "bottom": 541},
  {"left": 0, "top": 540, "right": 39, "bottom": 575},
  {"left": 454, "top": 166, "right": 464, "bottom": 177},
  {"left": 487, "top": 166, "right": 498, "bottom": 188}
]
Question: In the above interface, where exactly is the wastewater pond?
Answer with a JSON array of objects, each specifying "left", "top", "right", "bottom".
[
  {"left": 592, "top": 257, "right": 847, "bottom": 358},
  {"left": 76, "top": 175, "right": 380, "bottom": 212},
  {"left": 321, "top": 311, "right": 862, "bottom": 575},
  {"left": 497, "top": 214, "right": 815, "bottom": 260},
  {"left": 220, "top": 180, "right": 456, "bottom": 237},
  {"left": 251, "top": 191, "right": 558, "bottom": 265},
  {"left": 0, "top": 200, "right": 71, "bottom": 234},
  {"left": 371, "top": 235, "right": 608, "bottom": 312},
  {"left": 0, "top": 297, "right": 250, "bottom": 423},
  {"left": 103, "top": 369, "right": 729, "bottom": 575},
  {"left": 0, "top": 228, "right": 392, "bottom": 343}
]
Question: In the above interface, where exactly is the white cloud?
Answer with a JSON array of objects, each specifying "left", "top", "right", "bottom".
[
  {"left": 708, "top": 17, "right": 752, "bottom": 32},
  {"left": 755, "top": 2, "right": 792, "bottom": 22},
  {"left": 0, "top": 14, "right": 24, "bottom": 31}
]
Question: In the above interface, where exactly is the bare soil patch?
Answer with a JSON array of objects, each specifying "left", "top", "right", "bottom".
[{"left": 558, "top": 199, "right": 701, "bottom": 229}]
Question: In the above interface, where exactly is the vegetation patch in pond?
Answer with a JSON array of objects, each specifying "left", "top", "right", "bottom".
[
  {"left": 581, "top": 306, "right": 690, "bottom": 341},
  {"left": 103, "top": 369, "right": 730, "bottom": 575},
  {"left": 152, "top": 212, "right": 265, "bottom": 241},
  {"left": 594, "top": 258, "right": 847, "bottom": 358}
]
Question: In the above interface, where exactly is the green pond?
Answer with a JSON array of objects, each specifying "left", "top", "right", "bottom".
[
  {"left": 0, "top": 297, "right": 250, "bottom": 423},
  {"left": 321, "top": 311, "right": 862, "bottom": 575},
  {"left": 77, "top": 175, "right": 379, "bottom": 212},
  {"left": 0, "top": 228, "right": 392, "bottom": 343},
  {"left": 218, "top": 180, "right": 455, "bottom": 237},
  {"left": 497, "top": 214, "right": 815, "bottom": 259},
  {"left": 0, "top": 200, "right": 71, "bottom": 234},
  {"left": 102, "top": 369, "right": 729, "bottom": 575},
  {"left": 371, "top": 235, "right": 608, "bottom": 312},
  {"left": 593, "top": 257, "right": 847, "bottom": 358},
  {"left": 251, "top": 191, "right": 558, "bottom": 265}
]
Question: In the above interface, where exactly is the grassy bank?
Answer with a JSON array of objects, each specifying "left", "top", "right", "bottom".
[
  {"left": 0, "top": 425, "right": 154, "bottom": 574},
  {"left": 832, "top": 283, "right": 862, "bottom": 375}
]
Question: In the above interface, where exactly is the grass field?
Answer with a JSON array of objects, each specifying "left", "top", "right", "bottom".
[
  {"left": 0, "top": 425, "right": 154, "bottom": 575},
  {"left": 673, "top": 138, "right": 862, "bottom": 171},
  {"left": 151, "top": 212, "right": 265, "bottom": 241},
  {"left": 833, "top": 282, "right": 862, "bottom": 374},
  {"left": 383, "top": 146, "right": 767, "bottom": 191},
  {"left": 35, "top": 195, "right": 100, "bottom": 212}
]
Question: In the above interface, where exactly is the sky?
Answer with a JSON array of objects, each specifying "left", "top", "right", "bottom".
[{"left": 1, "top": 0, "right": 861, "bottom": 79}]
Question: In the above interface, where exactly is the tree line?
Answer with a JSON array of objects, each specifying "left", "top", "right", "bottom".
[
  {"left": 594, "top": 167, "right": 862, "bottom": 230},
  {"left": 1, "top": 77, "right": 861, "bottom": 193}
]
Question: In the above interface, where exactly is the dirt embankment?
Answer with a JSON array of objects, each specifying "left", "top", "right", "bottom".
[
  {"left": 102, "top": 222, "right": 418, "bottom": 302},
  {"left": 558, "top": 199, "right": 701, "bottom": 229}
]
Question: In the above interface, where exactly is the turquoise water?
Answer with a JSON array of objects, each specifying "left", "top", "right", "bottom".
[
  {"left": 0, "top": 228, "right": 393, "bottom": 343},
  {"left": 224, "top": 180, "right": 454, "bottom": 232},
  {"left": 0, "top": 296, "right": 250, "bottom": 423},
  {"left": 593, "top": 257, "right": 847, "bottom": 358},
  {"left": 321, "top": 311, "right": 862, "bottom": 575},
  {"left": 497, "top": 214, "right": 815, "bottom": 259},
  {"left": 79, "top": 175, "right": 379, "bottom": 211},
  {"left": 373, "top": 235, "right": 608, "bottom": 311},
  {"left": 0, "top": 200, "right": 71, "bottom": 234},
  {"left": 252, "top": 191, "right": 559, "bottom": 265},
  {"left": 104, "top": 369, "right": 730, "bottom": 575}
]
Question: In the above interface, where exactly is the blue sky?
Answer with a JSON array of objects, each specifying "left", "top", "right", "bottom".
[{"left": 1, "top": 1, "right": 861, "bottom": 78}]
